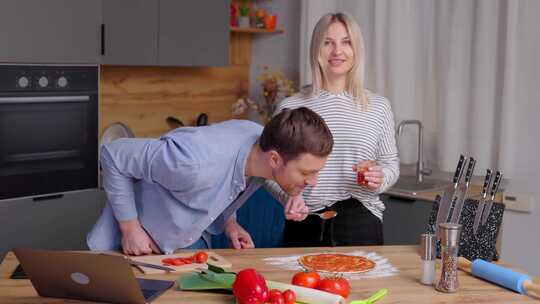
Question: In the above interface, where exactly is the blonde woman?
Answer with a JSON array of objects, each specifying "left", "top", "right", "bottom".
[{"left": 274, "top": 13, "right": 399, "bottom": 246}]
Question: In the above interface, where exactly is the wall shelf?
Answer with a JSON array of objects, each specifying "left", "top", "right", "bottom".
[{"left": 230, "top": 26, "right": 284, "bottom": 34}]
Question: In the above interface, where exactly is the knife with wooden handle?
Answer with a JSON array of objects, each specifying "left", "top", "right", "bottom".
[
  {"left": 450, "top": 157, "right": 476, "bottom": 223},
  {"left": 481, "top": 171, "right": 503, "bottom": 225},
  {"left": 473, "top": 169, "right": 493, "bottom": 234},
  {"left": 435, "top": 155, "right": 466, "bottom": 234}
]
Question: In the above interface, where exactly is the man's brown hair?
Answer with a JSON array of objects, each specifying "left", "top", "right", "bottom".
[{"left": 260, "top": 107, "right": 333, "bottom": 162}]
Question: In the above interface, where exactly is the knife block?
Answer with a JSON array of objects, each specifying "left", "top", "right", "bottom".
[{"left": 426, "top": 195, "right": 505, "bottom": 262}]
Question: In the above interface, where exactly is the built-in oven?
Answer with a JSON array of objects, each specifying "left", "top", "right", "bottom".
[{"left": 0, "top": 65, "right": 98, "bottom": 200}]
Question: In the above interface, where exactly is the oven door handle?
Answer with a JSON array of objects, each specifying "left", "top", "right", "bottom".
[{"left": 0, "top": 96, "right": 90, "bottom": 103}]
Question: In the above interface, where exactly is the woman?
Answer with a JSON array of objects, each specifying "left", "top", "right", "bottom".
[{"left": 273, "top": 12, "right": 399, "bottom": 246}]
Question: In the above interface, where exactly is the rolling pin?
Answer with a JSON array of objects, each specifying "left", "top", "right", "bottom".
[{"left": 458, "top": 257, "right": 540, "bottom": 296}]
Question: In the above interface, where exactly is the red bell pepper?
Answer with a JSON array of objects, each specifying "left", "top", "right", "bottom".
[{"left": 232, "top": 268, "right": 269, "bottom": 304}]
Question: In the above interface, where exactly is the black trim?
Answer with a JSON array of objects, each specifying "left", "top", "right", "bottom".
[
  {"left": 33, "top": 194, "right": 64, "bottom": 202},
  {"left": 100, "top": 24, "right": 105, "bottom": 56}
]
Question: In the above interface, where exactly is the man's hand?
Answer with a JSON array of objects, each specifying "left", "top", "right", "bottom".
[
  {"left": 224, "top": 218, "right": 254, "bottom": 249},
  {"left": 119, "top": 219, "right": 162, "bottom": 256},
  {"left": 284, "top": 195, "right": 309, "bottom": 221}
]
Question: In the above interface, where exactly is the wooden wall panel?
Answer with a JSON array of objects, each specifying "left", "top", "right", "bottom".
[
  {"left": 100, "top": 65, "right": 249, "bottom": 138},
  {"left": 230, "top": 32, "right": 251, "bottom": 65}
]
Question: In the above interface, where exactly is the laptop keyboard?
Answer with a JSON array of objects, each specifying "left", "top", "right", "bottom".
[
  {"left": 141, "top": 288, "right": 158, "bottom": 300},
  {"left": 137, "top": 278, "right": 174, "bottom": 302}
]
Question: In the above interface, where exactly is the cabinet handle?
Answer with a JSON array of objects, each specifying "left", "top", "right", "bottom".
[
  {"left": 101, "top": 23, "right": 105, "bottom": 56},
  {"left": 33, "top": 194, "right": 64, "bottom": 202},
  {"left": 0, "top": 96, "right": 90, "bottom": 104}
]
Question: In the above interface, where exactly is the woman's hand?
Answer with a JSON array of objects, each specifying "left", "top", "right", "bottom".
[
  {"left": 363, "top": 165, "right": 385, "bottom": 190},
  {"left": 353, "top": 160, "right": 385, "bottom": 191}
]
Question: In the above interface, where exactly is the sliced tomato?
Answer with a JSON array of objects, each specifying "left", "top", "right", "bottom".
[{"left": 180, "top": 257, "right": 194, "bottom": 264}]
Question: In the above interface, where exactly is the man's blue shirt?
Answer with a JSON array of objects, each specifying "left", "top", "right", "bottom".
[{"left": 87, "top": 120, "right": 264, "bottom": 253}]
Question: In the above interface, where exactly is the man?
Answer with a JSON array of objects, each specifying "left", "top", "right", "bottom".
[{"left": 87, "top": 107, "right": 334, "bottom": 255}]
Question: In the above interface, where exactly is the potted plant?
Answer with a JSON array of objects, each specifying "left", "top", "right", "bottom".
[{"left": 238, "top": 0, "right": 250, "bottom": 28}]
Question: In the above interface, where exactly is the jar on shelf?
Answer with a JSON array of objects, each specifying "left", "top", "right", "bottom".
[
  {"left": 264, "top": 14, "right": 277, "bottom": 30},
  {"left": 255, "top": 8, "right": 266, "bottom": 28}
]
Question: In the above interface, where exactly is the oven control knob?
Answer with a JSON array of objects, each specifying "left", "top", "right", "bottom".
[
  {"left": 57, "top": 76, "right": 68, "bottom": 88},
  {"left": 17, "top": 76, "right": 29, "bottom": 88},
  {"left": 38, "top": 76, "right": 49, "bottom": 88}
]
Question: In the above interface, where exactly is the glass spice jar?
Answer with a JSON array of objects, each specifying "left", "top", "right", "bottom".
[
  {"left": 420, "top": 233, "right": 436, "bottom": 285},
  {"left": 436, "top": 222, "right": 462, "bottom": 292}
]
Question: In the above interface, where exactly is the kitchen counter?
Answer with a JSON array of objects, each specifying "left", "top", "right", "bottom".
[
  {"left": 385, "top": 183, "right": 504, "bottom": 203},
  {"left": 386, "top": 164, "right": 505, "bottom": 203},
  {"left": 1, "top": 246, "right": 537, "bottom": 303}
]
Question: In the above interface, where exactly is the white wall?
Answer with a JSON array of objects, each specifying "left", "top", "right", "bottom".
[
  {"left": 249, "top": 0, "right": 540, "bottom": 277},
  {"left": 499, "top": 0, "right": 540, "bottom": 277},
  {"left": 249, "top": 0, "right": 300, "bottom": 108}
]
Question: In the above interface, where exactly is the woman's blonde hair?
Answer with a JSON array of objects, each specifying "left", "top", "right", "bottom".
[{"left": 306, "top": 12, "right": 368, "bottom": 109}]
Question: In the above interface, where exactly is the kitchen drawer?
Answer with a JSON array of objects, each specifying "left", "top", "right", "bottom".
[{"left": 0, "top": 190, "right": 106, "bottom": 262}]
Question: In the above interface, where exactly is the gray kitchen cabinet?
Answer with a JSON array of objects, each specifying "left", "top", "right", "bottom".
[
  {"left": 158, "top": 0, "right": 229, "bottom": 66},
  {"left": 0, "top": 190, "right": 106, "bottom": 262},
  {"left": 382, "top": 194, "right": 435, "bottom": 245},
  {"left": 0, "top": 0, "right": 101, "bottom": 63},
  {"left": 101, "top": 0, "right": 159, "bottom": 65}
]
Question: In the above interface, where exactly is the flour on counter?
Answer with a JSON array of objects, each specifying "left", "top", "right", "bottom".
[{"left": 263, "top": 250, "right": 398, "bottom": 280}]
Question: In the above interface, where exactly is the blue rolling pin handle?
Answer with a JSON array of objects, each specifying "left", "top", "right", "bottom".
[{"left": 471, "top": 259, "right": 531, "bottom": 294}]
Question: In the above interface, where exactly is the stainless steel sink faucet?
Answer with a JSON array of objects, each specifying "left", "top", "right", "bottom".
[{"left": 396, "top": 120, "right": 430, "bottom": 183}]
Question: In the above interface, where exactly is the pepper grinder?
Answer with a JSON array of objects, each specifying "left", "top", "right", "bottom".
[
  {"left": 420, "top": 233, "right": 436, "bottom": 285},
  {"left": 436, "top": 222, "right": 462, "bottom": 293}
]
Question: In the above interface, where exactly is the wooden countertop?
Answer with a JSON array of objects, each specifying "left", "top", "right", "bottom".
[{"left": 0, "top": 246, "right": 537, "bottom": 303}]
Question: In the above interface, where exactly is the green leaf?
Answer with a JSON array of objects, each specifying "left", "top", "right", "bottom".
[{"left": 178, "top": 272, "right": 236, "bottom": 291}]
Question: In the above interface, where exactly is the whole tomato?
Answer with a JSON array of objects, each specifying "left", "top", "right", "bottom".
[
  {"left": 291, "top": 271, "right": 320, "bottom": 289},
  {"left": 317, "top": 277, "right": 351, "bottom": 298},
  {"left": 194, "top": 251, "right": 208, "bottom": 263},
  {"left": 282, "top": 289, "right": 296, "bottom": 304}
]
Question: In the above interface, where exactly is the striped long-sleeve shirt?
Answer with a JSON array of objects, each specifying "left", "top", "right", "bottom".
[{"left": 271, "top": 90, "right": 399, "bottom": 220}]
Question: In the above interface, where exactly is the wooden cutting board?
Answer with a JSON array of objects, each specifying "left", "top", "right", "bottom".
[{"left": 130, "top": 251, "right": 232, "bottom": 274}]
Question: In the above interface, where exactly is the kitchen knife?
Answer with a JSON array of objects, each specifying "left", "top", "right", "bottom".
[
  {"left": 450, "top": 157, "right": 476, "bottom": 223},
  {"left": 473, "top": 169, "right": 493, "bottom": 234},
  {"left": 435, "top": 154, "right": 466, "bottom": 233},
  {"left": 129, "top": 259, "right": 175, "bottom": 272},
  {"left": 481, "top": 171, "right": 503, "bottom": 225}
]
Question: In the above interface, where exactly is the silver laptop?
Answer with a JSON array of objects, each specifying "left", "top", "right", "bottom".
[{"left": 13, "top": 248, "right": 173, "bottom": 304}]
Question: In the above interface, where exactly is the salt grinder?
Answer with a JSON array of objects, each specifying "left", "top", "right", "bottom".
[
  {"left": 420, "top": 233, "right": 436, "bottom": 285},
  {"left": 436, "top": 223, "right": 462, "bottom": 292}
]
